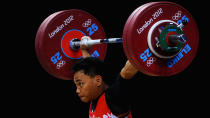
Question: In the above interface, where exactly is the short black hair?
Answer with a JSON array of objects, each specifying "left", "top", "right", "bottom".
[{"left": 72, "top": 57, "right": 109, "bottom": 84}]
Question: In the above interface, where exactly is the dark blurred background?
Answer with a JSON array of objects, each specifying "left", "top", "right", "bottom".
[{"left": 5, "top": 0, "right": 207, "bottom": 117}]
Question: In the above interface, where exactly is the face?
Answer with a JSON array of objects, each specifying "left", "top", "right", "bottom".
[{"left": 73, "top": 70, "right": 101, "bottom": 103}]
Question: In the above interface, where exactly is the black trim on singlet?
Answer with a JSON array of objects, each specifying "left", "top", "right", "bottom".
[{"left": 105, "top": 74, "right": 134, "bottom": 116}]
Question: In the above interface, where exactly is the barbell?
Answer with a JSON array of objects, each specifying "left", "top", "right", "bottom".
[{"left": 35, "top": 1, "right": 199, "bottom": 80}]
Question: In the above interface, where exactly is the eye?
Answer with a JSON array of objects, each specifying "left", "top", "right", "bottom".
[{"left": 78, "top": 82, "right": 83, "bottom": 87}]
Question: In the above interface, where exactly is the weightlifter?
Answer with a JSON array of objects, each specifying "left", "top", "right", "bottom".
[{"left": 72, "top": 37, "right": 138, "bottom": 118}]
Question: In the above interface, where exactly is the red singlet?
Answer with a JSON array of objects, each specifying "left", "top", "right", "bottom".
[{"left": 89, "top": 93, "right": 132, "bottom": 118}]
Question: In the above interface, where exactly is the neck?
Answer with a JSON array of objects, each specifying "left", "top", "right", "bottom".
[
  {"left": 94, "top": 83, "right": 108, "bottom": 100},
  {"left": 91, "top": 84, "right": 108, "bottom": 112}
]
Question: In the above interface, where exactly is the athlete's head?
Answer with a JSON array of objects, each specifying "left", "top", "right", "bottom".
[{"left": 72, "top": 57, "right": 108, "bottom": 103}]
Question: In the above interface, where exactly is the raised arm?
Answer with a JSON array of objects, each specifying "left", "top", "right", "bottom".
[
  {"left": 105, "top": 60, "right": 138, "bottom": 117},
  {"left": 120, "top": 60, "right": 138, "bottom": 79}
]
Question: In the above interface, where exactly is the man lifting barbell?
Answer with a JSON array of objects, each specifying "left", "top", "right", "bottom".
[
  {"left": 35, "top": 1, "right": 199, "bottom": 117},
  {"left": 72, "top": 37, "right": 138, "bottom": 117},
  {"left": 35, "top": 2, "right": 198, "bottom": 80}
]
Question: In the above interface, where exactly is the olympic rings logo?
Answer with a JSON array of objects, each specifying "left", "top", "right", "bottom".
[
  {"left": 82, "top": 19, "right": 92, "bottom": 27},
  {"left": 56, "top": 60, "right": 66, "bottom": 69},
  {"left": 172, "top": 11, "right": 182, "bottom": 20},
  {"left": 146, "top": 57, "right": 156, "bottom": 67}
]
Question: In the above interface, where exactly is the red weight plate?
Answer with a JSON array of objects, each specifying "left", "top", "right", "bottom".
[
  {"left": 123, "top": 3, "right": 156, "bottom": 71},
  {"left": 35, "top": 11, "right": 65, "bottom": 72},
  {"left": 35, "top": 9, "right": 107, "bottom": 80},
  {"left": 123, "top": 2, "right": 159, "bottom": 76},
  {"left": 123, "top": 2, "right": 199, "bottom": 76}
]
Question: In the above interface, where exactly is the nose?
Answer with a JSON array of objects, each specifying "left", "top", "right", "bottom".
[{"left": 76, "top": 87, "right": 81, "bottom": 94}]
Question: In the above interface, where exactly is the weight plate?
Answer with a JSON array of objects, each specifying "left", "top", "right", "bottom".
[
  {"left": 35, "top": 9, "right": 107, "bottom": 80},
  {"left": 123, "top": 2, "right": 199, "bottom": 76},
  {"left": 35, "top": 11, "right": 65, "bottom": 73},
  {"left": 123, "top": 2, "right": 158, "bottom": 75}
]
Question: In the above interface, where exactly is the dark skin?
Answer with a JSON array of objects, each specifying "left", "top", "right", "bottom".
[
  {"left": 74, "top": 36, "right": 138, "bottom": 103},
  {"left": 74, "top": 70, "right": 108, "bottom": 103}
]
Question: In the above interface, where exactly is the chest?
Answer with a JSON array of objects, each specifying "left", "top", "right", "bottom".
[{"left": 89, "top": 93, "right": 118, "bottom": 118}]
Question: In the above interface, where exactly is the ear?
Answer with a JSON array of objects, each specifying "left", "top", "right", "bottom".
[{"left": 94, "top": 75, "right": 103, "bottom": 87}]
